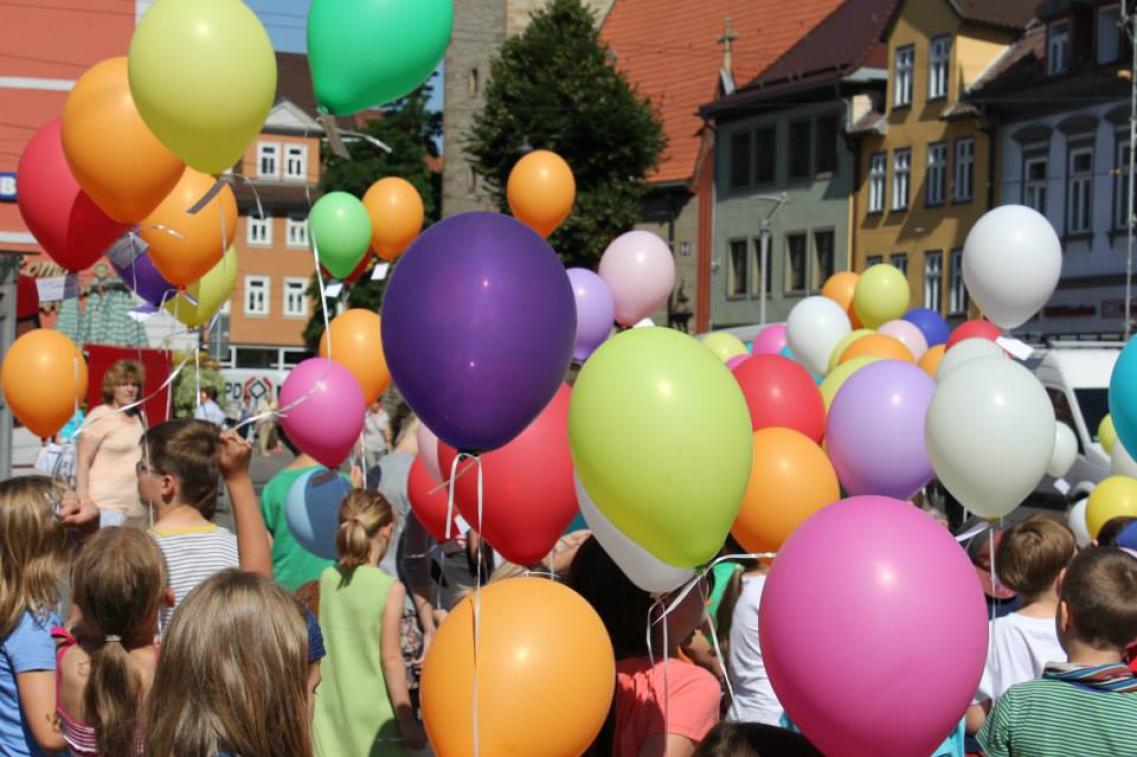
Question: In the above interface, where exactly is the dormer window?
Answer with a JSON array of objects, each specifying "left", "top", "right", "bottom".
[
  {"left": 1098, "top": 4, "right": 1121, "bottom": 65},
  {"left": 1048, "top": 20, "right": 1070, "bottom": 76}
]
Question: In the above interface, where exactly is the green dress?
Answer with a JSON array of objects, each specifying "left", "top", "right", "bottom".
[{"left": 312, "top": 565, "right": 404, "bottom": 756}]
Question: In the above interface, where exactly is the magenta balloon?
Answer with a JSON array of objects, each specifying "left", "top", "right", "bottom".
[
  {"left": 760, "top": 496, "right": 987, "bottom": 757},
  {"left": 826, "top": 360, "right": 936, "bottom": 499},
  {"left": 725, "top": 354, "right": 749, "bottom": 370},
  {"left": 279, "top": 358, "right": 365, "bottom": 469},
  {"left": 567, "top": 268, "right": 615, "bottom": 361},
  {"left": 750, "top": 324, "right": 787, "bottom": 355}
]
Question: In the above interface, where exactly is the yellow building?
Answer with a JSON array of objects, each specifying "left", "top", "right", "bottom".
[{"left": 850, "top": 0, "right": 1037, "bottom": 319}]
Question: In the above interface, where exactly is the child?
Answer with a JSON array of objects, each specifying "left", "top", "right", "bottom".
[
  {"left": 694, "top": 722, "right": 821, "bottom": 757},
  {"left": 312, "top": 490, "right": 425, "bottom": 754},
  {"left": 143, "top": 569, "right": 313, "bottom": 757},
  {"left": 720, "top": 559, "right": 782, "bottom": 726},
  {"left": 966, "top": 515, "right": 1076, "bottom": 735},
  {"left": 54, "top": 527, "right": 167, "bottom": 756},
  {"left": 978, "top": 547, "right": 1137, "bottom": 755}
]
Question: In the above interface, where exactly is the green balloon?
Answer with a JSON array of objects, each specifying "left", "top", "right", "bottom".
[
  {"left": 569, "top": 328, "right": 753, "bottom": 567},
  {"left": 308, "top": 0, "right": 454, "bottom": 116},
  {"left": 310, "top": 192, "right": 372, "bottom": 280}
]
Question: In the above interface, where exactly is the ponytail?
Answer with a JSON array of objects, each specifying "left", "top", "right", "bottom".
[
  {"left": 85, "top": 638, "right": 141, "bottom": 756},
  {"left": 335, "top": 490, "right": 395, "bottom": 571}
]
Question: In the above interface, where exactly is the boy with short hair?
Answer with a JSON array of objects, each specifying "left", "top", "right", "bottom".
[{"left": 978, "top": 547, "right": 1137, "bottom": 755}]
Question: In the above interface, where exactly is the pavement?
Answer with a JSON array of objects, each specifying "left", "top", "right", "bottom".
[{"left": 214, "top": 449, "right": 295, "bottom": 532}]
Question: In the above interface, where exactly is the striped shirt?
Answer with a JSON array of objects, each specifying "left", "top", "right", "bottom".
[{"left": 152, "top": 524, "right": 238, "bottom": 629}]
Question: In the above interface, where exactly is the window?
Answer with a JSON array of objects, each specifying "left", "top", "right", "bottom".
[
  {"left": 790, "top": 119, "right": 812, "bottom": 179},
  {"left": 755, "top": 127, "right": 777, "bottom": 183},
  {"left": 926, "top": 142, "right": 948, "bottom": 206},
  {"left": 948, "top": 248, "right": 967, "bottom": 315},
  {"left": 816, "top": 115, "right": 839, "bottom": 174},
  {"left": 894, "top": 45, "right": 914, "bottom": 107},
  {"left": 730, "top": 131, "right": 752, "bottom": 190},
  {"left": 954, "top": 138, "right": 975, "bottom": 202},
  {"left": 865, "top": 254, "right": 884, "bottom": 268},
  {"left": 284, "top": 144, "right": 306, "bottom": 180},
  {"left": 929, "top": 35, "right": 951, "bottom": 100},
  {"left": 286, "top": 216, "right": 308, "bottom": 247},
  {"left": 1098, "top": 5, "right": 1121, "bottom": 65},
  {"left": 1116, "top": 137, "right": 1131, "bottom": 231},
  {"left": 753, "top": 238, "right": 772, "bottom": 294},
  {"left": 283, "top": 278, "right": 308, "bottom": 318},
  {"left": 890, "top": 252, "right": 908, "bottom": 277},
  {"left": 467, "top": 68, "right": 479, "bottom": 96},
  {"left": 1048, "top": 21, "right": 1070, "bottom": 75},
  {"left": 247, "top": 214, "right": 272, "bottom": 246},
  {"left": 728, "top": 239, "right": 748, "bottom": 297},
  {"left": 244, "top": 276, "right": 269, "bottom": 316},
  {"left": 257, "top": 142, "right": 279, "bottom": 178},
  {"left": 924, "top": 251, "right": 943, "bottom": 312},
  {"left": 1068, "top": 145, "right": 1093, "bottom": 234},
  {"left": 868, "top": 152, "right": 887, "bottom": 213},
  {"left": 1024, "top": 155, "right": 1048, "bottom": 214},
  {"left": 785, "top": 233, "right": 807, "bottom": 293},
  {"left": 813, "top": 231, "right": 835, "bottom": 290},
  {"left": 892, "top": 148, "right": 911, "bottom": 210}
]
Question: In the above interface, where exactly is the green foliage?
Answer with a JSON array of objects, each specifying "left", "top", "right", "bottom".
[{"left": 171, "top": 351, "right": 225, "bottom": 419}]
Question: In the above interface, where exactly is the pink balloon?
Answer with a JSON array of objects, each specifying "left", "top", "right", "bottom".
[
  {"left": 760, "top": 496, "right": 987, "bottom": 757},
  {"left": 598, "top": 231, "right": 675, "bottom": 327},
  {"left": 415, "top": 420, "right": 443, "bottom": 482},
  {"left": 878, "top": 319, "right": 929, "bottom": 360},
  {"left": 725, "top": 354, "right": 749, "bottom": 370},
  {"left": 280, "top": 358, "right": 365, "bottom": 469},
  {"left": 750, "top": 323, "right": 788, "bottom": 355}
]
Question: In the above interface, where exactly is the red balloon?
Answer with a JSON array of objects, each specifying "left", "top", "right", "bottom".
[
  {"left": 407, "top": 455, "right": 460, "bottom": 542},
  {"left": 321, "top": 252, "right": 373, "bottom": 285},
  {"left": 16, "top": 120, "right": 128, "bottom": 272},
  {"left": 946, "top": 319, "right": 1001, "bottom": 351},
  {"left": 438, "top": 384, "right": 576, "bottom": 565},
  {"left": 732, "top": 354, "right": 826, "bottom": 443}
]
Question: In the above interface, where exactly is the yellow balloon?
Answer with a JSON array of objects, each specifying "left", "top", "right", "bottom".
[
  {"left": 128, "top": 0, "right": 277, "bottom": 174},
  {"left": 163, "top": 246, "right": 237, "bottom": 327},
  {"left": 702, "top": 332, "right": 748, "bottom": 362},
  {"left": 1086, "top": 475, "right": 1137, "bottom": 539},
  {"left": 853, "top": 264, "right": 911, "bottom": 328},
  {"left": 819, "top": 355, "right": 882, "bottom": 410},
  {"left": 828, "top": 329, "right": 874, "bottom": 373},
  {"left": 1099, "top": 414, "right": 1117, "bottom": 455}
]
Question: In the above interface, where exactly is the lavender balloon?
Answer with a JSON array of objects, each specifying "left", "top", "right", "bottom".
[
  {"left": 109, "top": 245, "right": 177, "bottom": 307},
  {"left": 826, "top": 360, "right": 936, "bottom": 499},
  {"left": 381, "top": 212, "right": 576, "bottom": 453},
  {"left": 567, "top": 268, "right": 615, "bottom": 361}
]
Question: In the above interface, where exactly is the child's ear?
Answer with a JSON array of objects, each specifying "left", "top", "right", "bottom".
[
  {"left": 1058, "top": 599, "right": 1072, "bottom": 634},
  {"left": 164, "top": 587, "right": 176, "bottom": 608}
]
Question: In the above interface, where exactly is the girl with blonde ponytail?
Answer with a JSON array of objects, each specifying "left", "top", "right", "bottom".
[{"left": 313, "top": 489, "right": 426, "bottom": 755}]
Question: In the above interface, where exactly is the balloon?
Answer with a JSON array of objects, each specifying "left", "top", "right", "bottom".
[
  {"left": 507, "top": 150, "right": 575, "bottom": 238},
  {"left": 598, "top": 231, "right": 675, "bottom": 327},
  {"left": 569, "top": 328, "right": 752, "bottom": 567},
  {"left": 321, "top": 253, "right": 372, "bottom": 286},
  {"left": 163, "top": 247, "right": 237, "bottom": 327},
  {"left": 437, "top": 385, "right": 577, "bottom": 566},
  {"left": 1, "top": 330, "right": 88, "bottom": 438},
  {"left": 837, "top": 333, "right": 913, "bottom": 365},
  {"left": 140, "top": 168, "right": 237, "bottom": 287},
  {"left": 566, "top": 268, "right": 615, "bottom": 361},
  {"left": 309, "top": 192, "right": 372, "bottom": 280},
  {"left": 827, "top": 360, "right": 936, "bottom": 499},
  {"left": 362, "top": 177, "right": 424, "bottom": 261},
  {"left": 732, "top": 428, "right": 839, "bottom": 554},
  {"left": 1112, "top": 440, "right": 1137, "bottom": 478},
  {"left": 128, "top": 0, "right": 276, "bottom": 173},
  {"left": 852, "top": 264, "right": 910, "bottom": 328},
  {"left": 421, "top": 578, "right": 614, "bottom": 757},
  {"left": 760, "top": 496, "right": 987, "bottom": 757},
  {"left": 732, "top": 355, "right": 826, "bottom": 443},
  {"left": 407, "top": 456, "right": 459, "bottom": 542},
  {"left": 108, "top": 239, "right": 177, "bottom": 307},
  {"left": 926, "top": 357, "right": 1055, "bottom": 519},
  {"left": 415, "top": 422, "right": 443, "bottom": 482},
  {"left": 1068, "top": 498, "right": 1092, "bottom": 547},
  {"left": 279, "top": 358, "right": 366, "bottom": 469},
  {"left": 16, "top": 120, "right": 128, "bottom": 271},
  {"left": 308, "top": 0, "right": 453, "bottom": 116},
  {"left": 946, "top": 319, "right": 1001, "bottom": 350},
  {"left": 821, "top": 270, "right": 858, "bottom": 310},
  {"left": 284, "top": 468, "right": 351, "bottom": 560},
  {"left": 903, "top": 307, "right": 951, "bottom": 347},
  {"left": 750, "top": 324, "right": 787, "bottom": 355},
  {"left": 918, "top": 344, "right": 946, "bottom": 378},
  {"left": 317, "top": 309, "right": 389, "bottom": 405},
  {"left": 382, "top": 212, "right": 575, "bottom": 453},
  {"left": 725, "top": 354, "right": 749, "bottom": 370},
  {"left": 819, "top": 355, "right": 881, "bottom": 410},
  {"left": 1049, "top": 422, "right": 1078, "bottom": 478},
  {"left": 702, "top": 332, "right": 748, "bottom": 363},
  {"left": 786, "top": 296, "right": 852, "bottom": 376},
  {"left": 1086, "top": 476, "right": 1137, "bottom": 539},
  {"left": 963, "top": 205, "right": 1061, "bottom": 329},
  {"left": 1100, "top": 414, "right": 1118, "bottom": 455},
  {"left": 935, "top": 338, "right": 1005, "bottom": 385},
  {"left": 878, "top": 319, "right": 928, "bottom": 360},
  {"left": 827, "top": 328, "right": 874, "bottom": 373},
  {"left": 1110, "top": 337, "right": 1137, "bottom": 462}
]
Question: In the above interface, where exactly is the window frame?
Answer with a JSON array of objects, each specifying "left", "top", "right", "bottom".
[
  {"left": 247, "top": 214, "right": 273, "bottom": 246},
  {"left": 755, "top": 126, "right": 777, "bottom": 184},
  {"left": 283, "top": 144, "right": 307, "bottom": 181},
  {"left": 285, "top": 215, "right": 308, "bottom": 248},
  {"left": 926, "top": 142, "right": 948, "bottom": 207},
  {"left": 868, "top": 152, "right": 887, "bottom": 213},
  {"left": 948, "top": 248, "right": 967, "bottom": 316},
  {"left": 892, "top": 148, "right": 911, "bottom": 211},
  {"left": 727, "top": 238, "right": 749, "bottom": 299},
  {"left": 890, "top": 252, "right": 908, "bottom": 277},
  {"left": 729, "top": 129, "right": 754, "bottom": 191},
  {"left": 815, "top": 114, "right": 840, "bottom": 175},
  {"left": 1023, "top": 151, "right": 1049, "bottom": 215},
  {"left": 865, "top": 254, "right": 884, "bottom": 269},
  {"left": 789, "top": 118, "right": 813, "bottom": 180},
  {"left": 752, "top": 237, "right": 772, "bottom": 296},
  {"left": 244, "top": 275, "right": 270, "bottom": 316},
  {"left": 256, "top": 141, "right": 280, "bottom": 179},
  {"left": 928, "top": 35, "right": 951, "bottom": 101},
  {"left": 1048, "top": 20, "right": 1071, "bottom": 76},
  {"left": 923, "top": 250, "right": 944, "bottom": 312},
  {"left": 1097, "top": 4, "right": 1121, "bottom": 65},
  {"left": 1067, "top": 143, "right": 1094, "bottom": 235},
  {"left": 953, "top": 138, "right": 975, "bottom": 203},
  {"left": 283, "top": 277, "right": 309, "bottom": 318},
  {"left": 894, "top": 44, "right": 915, "bottom": 108},
  {"left": 784, "top": 232, "right": 808, "bottom": 295},
  {"left": 812, "top": 229, "right": 836, "bottom": 292}
]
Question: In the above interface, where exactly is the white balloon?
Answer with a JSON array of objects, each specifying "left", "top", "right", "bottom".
[
  {"left": 963, "top": 205, "right": 1062, "bottom": 329},
  {"left": 414, "top": 420, "right": 443, "bottom": 482},
  {"left": 1048, "top": 422, "right": 1078, "bottom": 478},
  {"left": 1112, "top": 440, "right": 1137, "bottom": 477},
  {"left": 575, "top": 473, "right": 694, "bottom": 593},
  {"left": 926, "top": 356, "right": 1055, "bottom": 519},
  {"left": 1068, "top": 498, "right": 1092, "bottom": 547},
  {"left": 786, "top": 296, "right": 852, "bottom": 376},
  {"left": 935, "top": 338, "right": 1005, "bottom": 385}
]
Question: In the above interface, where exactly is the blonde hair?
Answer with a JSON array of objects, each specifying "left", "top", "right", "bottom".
[
  {"left": 101, "top": 359, "right": 144, "bottom": 404},
  {"left": 0, "top": 476, "right": 70, "bottom": 638},
  {"left": 70, "top": 528, "right": 165, "bottom": 756},
  {"left": 143, "top": 570, "right": 311, "bottom": 757},
  {"left": 335, "top": 489, "right": 395, "bottom": 570}
]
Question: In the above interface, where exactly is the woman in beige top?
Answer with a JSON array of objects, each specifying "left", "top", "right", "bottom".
[{"left": 76, "top": 359, "right": 146, "bottom": 527}]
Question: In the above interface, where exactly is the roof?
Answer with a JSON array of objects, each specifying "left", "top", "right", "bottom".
[
  {"left": 847, "top": 109, "right": 887, "bottom": 135},
  {"left": 948, "top": 0, "right": 1042, "bottom": 30},
  {"left": 600, "top": 0, "right": 847, "bottom": 183},
  {"left": 275, "top": 52, "right": 376, "bottom": 132}
]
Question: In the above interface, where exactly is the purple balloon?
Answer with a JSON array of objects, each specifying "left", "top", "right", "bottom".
[
  {"left": 826, "top": 360, "right": 936, "bottom": 499},
  {"left": 381, "top": 212, "right": 576, "bottom": 453},
  {"left": 110, "top": 250, "right": 177, "bottom": 307},
  {"left": 567, "top": 268, "right": 615, "bottom": 361},
  {"left": 751, "top": 324, "right": 787, "bottom": 355}
]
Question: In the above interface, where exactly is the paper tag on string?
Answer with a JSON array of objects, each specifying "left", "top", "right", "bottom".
[
  {"left": 105, "top": 234, "right": 147, "bottom": 268},
  {"left": 128, "top": 304, "right": 158, "bottom": 323},
  {"left": 371, "top": 263, "right": 390, "bottom": 281},
  {"left": 36, "top": 274, "right": 79, "bottom": 302},
  {"left": 324, "top": 281, "right": 343, "bottom": 298},
  {"left": 996, "top": 336, "right": 1035, "bottom": 361},
  {"left": 1053, "top": 478, "right": 1071, "bottom": 495},
  {"left": 633, "top": 317, "right": 655, "bottom": 329}
]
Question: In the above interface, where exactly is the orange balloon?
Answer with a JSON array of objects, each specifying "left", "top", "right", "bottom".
[
  {"left": 362, "top": 177, "right": 424, "bottom": 261},
  {"left": 317, "top": 309, "right": 389, "bottom": 405},
  {"left": 507, "top": 150, "right": 575, "bottom": 238},
  {"left": 919, "top": 344, "right": 947, "bottom": 378},
  {"left": 732, "top": 428, "right": 840, "bottom": 553},
  {"left": 849, "top": 306, "right": 864, "bottom": 329},
  {"left": 421, "top": 578, "right": 614, "bottom": 756},
  {"left": 821, "top": 271, "right": 859, "bottom": 311},
  {"left": 838, "top": 333, "right": 914, "bottom": 365},
  {"left": 62, "top": 57, "right": 185, "bottom": 224},
  {"left": 140, "top": 169, "right": 237, "bottom": 287},
  {"left": 1, "top": 329, "right": 88, "bottom": 438}
]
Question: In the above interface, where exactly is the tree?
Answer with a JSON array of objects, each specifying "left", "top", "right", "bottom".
[{"left": 466, "top": 0, "right": 666, "bottom": 268}]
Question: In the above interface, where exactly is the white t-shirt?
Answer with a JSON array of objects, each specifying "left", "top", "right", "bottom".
[
  {"left": 974, "top": 611, "right": 1065, "bottom": 703},
  {"left": 725, "top": 573, "right": 784, "bottom": 725}
]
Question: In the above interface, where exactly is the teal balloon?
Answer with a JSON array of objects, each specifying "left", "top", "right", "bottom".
[
  {"left": 308, "top": 0, "right": 454, "bottom": 116},
  {"left": 1110, "top": 336, "right": 1137, "bottom": 461},
  {"left": 310, "top": 192, "right": 372, "bottom": 280}
]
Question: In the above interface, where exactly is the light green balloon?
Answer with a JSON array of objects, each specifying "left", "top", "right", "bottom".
[
  {"left": 309, "top": 192, "right": 373, "bottom": 280},
  {"left": 569, "top": 327, "right": 753, "bottom": 567}
]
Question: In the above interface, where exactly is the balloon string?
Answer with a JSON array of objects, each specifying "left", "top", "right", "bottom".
[
  {"left": 194, "top": 342, "right": 201, "bottom": 413},
  {"left": 654, "top": 552, "right": 776, "bottom": 623},
  {"left": 703, "top": 604, "right": 735, "bottom": 707},
  {"left": 472, "top": 455, "right": 484, "bottom": 757},
  {"left": 311, "top": 231, "right": 333, "bottom": 362}
]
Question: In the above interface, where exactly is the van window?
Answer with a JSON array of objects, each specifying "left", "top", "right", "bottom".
[
  {"left": 1074, "top": 388, "right": 1109, "bottom": 447},
  {"left": 1047, "top": 388, "right": 1083, "bottom": 454}
]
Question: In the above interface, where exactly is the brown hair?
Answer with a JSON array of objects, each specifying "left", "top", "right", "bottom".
[
  {"left": 693, "top": 722, "right": 822, "bottom": 757},
  {"left": 335, "top": 489, "right": 395, "bottom": 570},
  {"left": 1097, "top": 516, "right": 1137, "bottom": 547},
  {"left": 0, "top": 476, "right": 70, "bottom": 638},
  {"left": 71, "top": 528, "right": 166, "bottom": 756},
  {"left": 1060, "top": 546, "right": 1137, "bottom": 651},
  {"left": 143, "top": 570, "right": 311, "bottom": 757},
  {"left": 995, "top": 514, "right": 1076, "bottom": 596},
  {"left": 140, "top": 419, "right": 220, "bottom": 518},
  {"left": 101, "top": 360, "right": 144, "bottom": 404}
]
